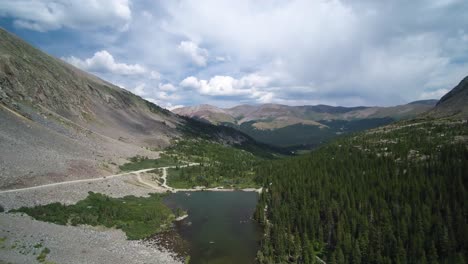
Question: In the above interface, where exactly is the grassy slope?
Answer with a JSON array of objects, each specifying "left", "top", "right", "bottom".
[{"left": 119, "top": 154, "right": 182, "bottom": 171}]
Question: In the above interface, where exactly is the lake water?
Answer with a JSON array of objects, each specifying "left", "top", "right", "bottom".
[{"left": 163, "top": 191, "right": 262, "bottom": 264}]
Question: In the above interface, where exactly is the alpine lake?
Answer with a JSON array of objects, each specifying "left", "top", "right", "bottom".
[{"left": 155, "top": 191, "right": 262, "bottom": 264}]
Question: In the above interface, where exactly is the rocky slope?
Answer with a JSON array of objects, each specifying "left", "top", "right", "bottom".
[
  {"left": 0, "top": 28, "right": 257, "bottom": 189},
  {"left": 427, "top": 75, "right": 468, "bottom": 118}
]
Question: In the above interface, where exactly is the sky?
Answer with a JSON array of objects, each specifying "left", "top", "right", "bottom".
[{"left": 1, "top": 0, "right": 467, "bottom": 110}]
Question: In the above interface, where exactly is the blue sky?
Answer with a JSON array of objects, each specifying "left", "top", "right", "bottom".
[{"left": 1, "top": 0, "right": 467, "bottom": 109}]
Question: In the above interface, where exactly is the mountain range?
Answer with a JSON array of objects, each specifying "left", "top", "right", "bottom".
[{"left": 174, "top": 100, "right": 438, "bottom": 148}]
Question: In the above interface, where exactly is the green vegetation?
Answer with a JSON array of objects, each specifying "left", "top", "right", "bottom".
[
  {"left": 237, "top": 118, "right": 394, "bottom": 149},
  {"left": 178, "top": 116, "right": 282, "bottom": 158},
  {"left": 33, "top": 243, "right": 43, "bottom": 249},
  {"left": 255, "top": 119, "right": 468, "bottom": 263},
  {"left": 119, "top": 154, "right": 182, "bottom": 171},
  {"left": 167, "top": 166, "right": 258, "bottom": 189},
  {"left": 0, "top": 237, "right": 6, "bottom": 248},
  {"left": 36, "top": 247, "right": 50, "bottom": 263},
  {"left": 12, "top": 192, "right": 175, "bottom": 240},
  {"left": 165, "top": 140, "right": 263, "bottom": 188}
]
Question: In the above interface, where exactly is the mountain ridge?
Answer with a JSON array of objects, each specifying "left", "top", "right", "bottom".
[
  {"left": 173, "top": 100, "right": 437, "bottom": 148},
  {"left": 174, "top": 100, "right": 437, "bottom": 126}
]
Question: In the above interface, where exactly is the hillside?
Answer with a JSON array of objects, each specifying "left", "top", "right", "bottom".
[
  {"left": 0, "top": 28, "right": 266, "bottom": 190},
  {"left": 174, "top": 100, "right": 437, "bottom": 148},
  {"left": 427, "top": 75, "right": 468, "bottom": 118},
  {"left": 253, "top": 84, "right": 468, "bottom": 263}
]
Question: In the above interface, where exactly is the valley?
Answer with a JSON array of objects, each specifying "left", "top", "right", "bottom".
[{"left": 0, "top": 13, "right": 467, "bottom": 264}]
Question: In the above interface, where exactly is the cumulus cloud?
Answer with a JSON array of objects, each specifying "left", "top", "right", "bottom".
[
  {"left": 179, "top": 73, "right": 275, "bottom": 104},
  {"left": 0, "top": 0, "right": 131, "bottom": 32},
  {"left": 177, "top": 41, "right": 209, "bottom": 66},
  {"left": 180, "top": 74, "right": 270, "bottom": 96},
  {"left": 64, "top": 50, "right": 148, "bottom": 76},
  {"left": 144, "top": 98, "right": 183, "bottom": 111},
  {"left": 132, "top": 83, "right": 147, "bottom": 96},
  {"left": 149, "top": 71, "right": 161, "bottom": 80},
  {"left": 159, "top": 83, "right": 177, "bottom": 92}
]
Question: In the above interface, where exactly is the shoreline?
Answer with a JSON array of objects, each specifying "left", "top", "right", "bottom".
[
  {"left": 159, "top": 165, "right": 263, "bottom": 194},
  {"left": 167, "top": 186, "right": 263, "bottom": 193}
]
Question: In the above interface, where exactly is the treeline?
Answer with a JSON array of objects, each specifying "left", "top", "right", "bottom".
[{"left": 255, "top": 120, "right": 468, "bottom": 263}]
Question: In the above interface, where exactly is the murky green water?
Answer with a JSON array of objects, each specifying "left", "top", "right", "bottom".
[{"left": 163, "top": 191, "right": 261, "bottom": 264}]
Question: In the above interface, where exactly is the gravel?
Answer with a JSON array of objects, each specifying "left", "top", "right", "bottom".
[
  {"left": 0, "top": 213, "right": 181, "bottom": 264},
  {"left": 0, "top": 171, "right": 168, "bottom": 211}
]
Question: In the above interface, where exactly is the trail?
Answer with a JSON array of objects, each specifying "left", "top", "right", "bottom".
[
  {"left": 135, "top": 172, "right": 162, "bottom": 190},
  {"left": 159, "top": 163, "right": 199, "bottom": 192},
  {"left": 0, "top": 168, "right": 158, "bottom": 194}
]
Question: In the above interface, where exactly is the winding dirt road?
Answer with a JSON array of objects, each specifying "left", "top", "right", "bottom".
[
  {"left": 0, "top": 168, "right": 158, "bottom": 194},
  {"left": 0, "top": 163, "right": 200, "bottom": 194}
]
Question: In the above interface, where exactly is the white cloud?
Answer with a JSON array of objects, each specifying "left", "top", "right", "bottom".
[
  {"left": 177, "top": 41, "right": 209, "bottom": 66},
  {"left": 168, "top": 104, "right": 185, "bottom": 111},
  {"left": 180, "top": 73, "right": 274, "bottom": 103},
  {"left": 144, "top": 97, "right": 180, "bottom": 110},
  {"left": 132, "top": 83, "right": 147, "bottom": 96},
  {"left": 0, "top": 0, "right": 131, "bottom": 32},
  {"left": 419, "top": 89, "right": 449, "bottom": 100},
  {"left": 180, "top": 75, "right": 249, "bottom": 96},
  {"left": 159, "top": 83, "right": 177, "bottom": 92},
  {"left": 149, "top": 71, "right": 161, "bottom": 80},
  {"left": 64, "top": 50, "right": 148, "bottom": 76},
  {"left": 144, "top": 96, "right": 183, "bottom": 111}
]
